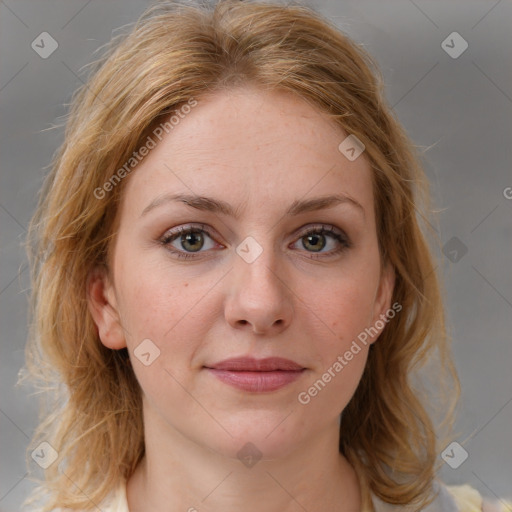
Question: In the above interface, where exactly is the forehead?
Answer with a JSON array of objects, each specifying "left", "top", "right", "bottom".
[{"left": 120, "top": 86, "right": 374, "bottom": 221}]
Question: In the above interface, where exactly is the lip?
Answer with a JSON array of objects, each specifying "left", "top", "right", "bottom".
[
  {"left": 204, "top": 357, "right": 306, "bottom": 392},
  {"left": 207, "top": 357, "right": 304, "bottom": 372}
]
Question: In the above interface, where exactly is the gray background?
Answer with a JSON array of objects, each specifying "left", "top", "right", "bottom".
[{"left": 1, "top": 0, "right": 511, "bottom": 510}]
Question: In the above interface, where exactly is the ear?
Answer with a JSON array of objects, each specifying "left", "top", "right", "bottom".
[
  {"left": 86, "top": 266, "right": 127, "bottom": 350},
  {"left": 368, "top": 261, "right": 396, "bottom": 345}
]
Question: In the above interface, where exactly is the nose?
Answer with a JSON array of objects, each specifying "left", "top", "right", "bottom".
[{"left": 224, "top": 246, "right": 294, "bottom": 336}]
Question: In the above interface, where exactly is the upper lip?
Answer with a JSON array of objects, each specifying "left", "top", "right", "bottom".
[{"left": 205, "top": 357, "right": 304, "bottom": 372}]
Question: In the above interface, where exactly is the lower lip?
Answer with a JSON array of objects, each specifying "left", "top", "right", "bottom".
[{"left": 206, "top": 369, "right": 305, "bottom": 392}]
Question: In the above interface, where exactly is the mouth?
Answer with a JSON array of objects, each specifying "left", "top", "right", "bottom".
[{"left": 204, "top": 357, "right": 306, "bottom": 392}]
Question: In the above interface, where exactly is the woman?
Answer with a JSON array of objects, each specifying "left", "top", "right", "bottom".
[{"left": 23, "top": 1, "right": 508, "bottom": 510}]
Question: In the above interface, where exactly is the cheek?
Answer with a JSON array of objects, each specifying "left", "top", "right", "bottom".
[
  {"left": 114, "top": 244, "right": 202, "bottom": 338},
  {"left": 116, "top": 264, "right": 219, "bottom": 379},
  {"left": 119, "top": 278, "right": 213, "bottom": 410},
  {"left": 297, "top": 288, "right": 371, "bottom": 415},
  {"left": 303, "top": 272, "right": 378, "bottom": 345},
  {"left": 296, "top": 264, "right": 379, "bottom": 406},
  {"left": 297, "top": 336, "right": 369, "bottom": 417}
]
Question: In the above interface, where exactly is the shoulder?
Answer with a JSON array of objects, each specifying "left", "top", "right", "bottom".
[
  {"left": 447, "top": 484, "right": 512, "bottom": 512},
  {"left": 46, "top": 480, "right": 128, "bottom": 512},
  {"left": 98, "top": 478, "right": 129, "bottom": 512},
  {"left": 446, "top": 484, "right": 483, "bottom": 511},
  {"left": 372, "top": 481, "right": 512, "bottom": 511}
]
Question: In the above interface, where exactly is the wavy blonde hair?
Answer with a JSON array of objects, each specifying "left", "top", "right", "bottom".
[{"left": 23, "top": 1, "right": 459, "bottom": 510}]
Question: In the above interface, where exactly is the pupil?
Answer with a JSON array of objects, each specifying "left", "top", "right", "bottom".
[
  {"left": 183, "top": 232, "right": 203, "bottom": 252},
  {"left": 304, "top": 234, "right": 325, "bottom": 252}
]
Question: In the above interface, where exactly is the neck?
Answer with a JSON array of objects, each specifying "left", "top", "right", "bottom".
[{"left": 127, "top": 403, "right": 362, "bottom": 512}]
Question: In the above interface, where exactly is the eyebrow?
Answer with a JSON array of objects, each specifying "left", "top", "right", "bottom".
[{"left": 141, "top": 192, "right": 365, "bottom": 220}]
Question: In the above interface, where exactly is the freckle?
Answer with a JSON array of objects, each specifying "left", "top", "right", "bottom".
[{"left": 184, "top": 283, "right": 189, "bottom": 287}]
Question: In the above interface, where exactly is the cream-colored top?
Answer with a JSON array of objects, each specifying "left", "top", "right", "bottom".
[{"left": 95, "top": 480, "right": 511, "bottom": 511}]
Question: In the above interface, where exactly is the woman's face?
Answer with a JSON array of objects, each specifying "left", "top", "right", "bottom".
[{"left": 89, "top": 85, "right": 394, "bottom": 461}]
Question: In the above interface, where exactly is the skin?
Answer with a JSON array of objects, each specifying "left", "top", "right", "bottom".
[{"left": 88, "top": 85, "right": 395, "bottom": 512}]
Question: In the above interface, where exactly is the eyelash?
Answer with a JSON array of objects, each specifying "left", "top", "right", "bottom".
[{"left": 159, "top": 224, "right": 351, "bottom": 260}]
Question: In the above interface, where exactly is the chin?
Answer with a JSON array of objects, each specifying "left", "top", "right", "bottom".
[{"left": 200, "top": 411, "right": 308, "bottom": 463}]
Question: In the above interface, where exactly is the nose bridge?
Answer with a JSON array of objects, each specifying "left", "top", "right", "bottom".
[
  {"left": 225, "top": 233, "right": 294, "bottom": 334},
  {"left": 235, "top": 235, "right": 285, "bottom": 300}
]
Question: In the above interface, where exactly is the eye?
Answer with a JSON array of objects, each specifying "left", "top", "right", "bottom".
[
  {"left": 159, "top": 223, "right": 351, "bottom": 260},
  {"left": 160, "top": 224, "right": 221, "bottom": 259},
  {"left": 290, "top": 225, "right": 351, "bottom": 258}
]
